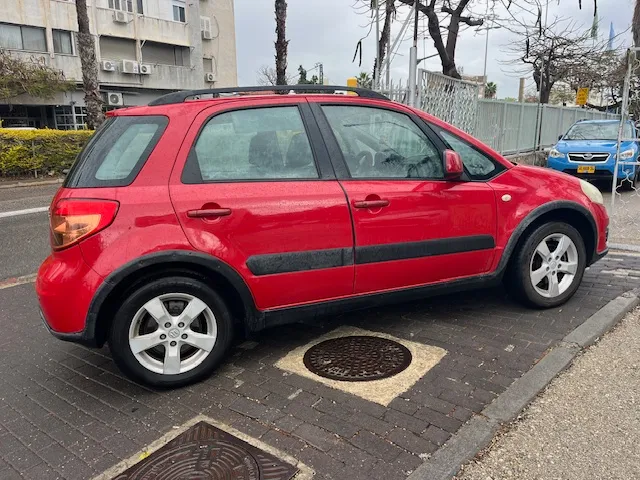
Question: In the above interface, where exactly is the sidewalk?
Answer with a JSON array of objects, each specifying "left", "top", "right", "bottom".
[{"left": 457, "top": 308, "right": 640, "bottom": 480}]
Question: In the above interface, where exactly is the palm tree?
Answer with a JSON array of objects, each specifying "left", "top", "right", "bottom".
[
  {"left": 74, "top": 0, "right": 104, "bottom": 129},
  {"left": 356, "top": 72, "right": 373, "bottom": 89},
  {"left": 484, "top": 81, "right": 497, "bottom": 99},
  {"left": 274, "top": 0, "right": 288, "bottom": 85},
  {"left": 634, "top": 0, "right": 640, "bottom": 47}
]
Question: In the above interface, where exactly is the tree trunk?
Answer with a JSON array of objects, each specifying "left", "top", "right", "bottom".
[
  {"left": 634, "top": 0, "right": 640, "bottom": 47},
  {"left": 274, "top": 0, "right": 288, "bottom": 86},
  {"left": 374, "top": 1, "right": 395, "bottom": 84},
  {"left": 74, "top": 0, "right": 104, "bottom": 130},
  {"left": 444, "top": 16, "right": 462, "bottom": 79}
]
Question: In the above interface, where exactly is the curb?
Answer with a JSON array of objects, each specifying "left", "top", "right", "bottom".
[
  {"left": 0, "top": 178, "right": 63, "bottom": 189},
  {"left": 407, "top": 289, "right": 640, "bottom": 480}
]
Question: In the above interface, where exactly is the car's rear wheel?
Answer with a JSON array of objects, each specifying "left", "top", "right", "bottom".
[
  {"left": 108, "top": 276, "right": 233, "bottom": 388},
  {"left": 506, "top": 222, "right": 586, "bottom": 308}
]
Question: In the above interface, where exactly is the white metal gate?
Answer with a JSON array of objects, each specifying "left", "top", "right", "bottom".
[
  {"left": 609, "top": 48, "right": 640, "bottom": 249},
  {"left": 416, "top": 69, "right": 480, "bottom": 134}
]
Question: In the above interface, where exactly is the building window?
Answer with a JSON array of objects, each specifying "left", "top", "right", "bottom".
[
  {"left": 74, "top": 106, "right": 87, "bottom": 130},
  {"left": 0, "top": 23, "right": 46, "bottom": 52},
  {"left": 108, "top": 0, "right": 133, "bottom": 12},
  {"left": 173, "top": 3, "right": 186, "bottom": 22},
  {"left": 53, "top": 30, "right": 73, "bottom": 55},
  {"left": 136, "top": 0, "right": 144, "bottom": 14}
]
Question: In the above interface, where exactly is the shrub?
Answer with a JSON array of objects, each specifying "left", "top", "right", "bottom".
[{"left": 0, "top": 129, "right": 93, "bottom": 177}]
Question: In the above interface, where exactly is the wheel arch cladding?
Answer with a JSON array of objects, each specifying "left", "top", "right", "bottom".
[
  {"left": 88, "top": 252, "right": 259, "bottom": 347},
  {"left": 501, "top": 201, "right": 597, "bottom": 273}
]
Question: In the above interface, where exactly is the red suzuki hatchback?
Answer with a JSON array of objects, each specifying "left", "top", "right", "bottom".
[{"left": 37, "top": 86, "right": 609, "bottom": 387}]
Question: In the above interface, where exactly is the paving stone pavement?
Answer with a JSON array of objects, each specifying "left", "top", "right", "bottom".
[{"left": 1, "top": 254, "right": 640, "bottom": 480}]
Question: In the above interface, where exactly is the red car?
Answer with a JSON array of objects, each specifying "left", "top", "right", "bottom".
[{"left": 37, "top": 86, "right": 609, "bottom": 387}]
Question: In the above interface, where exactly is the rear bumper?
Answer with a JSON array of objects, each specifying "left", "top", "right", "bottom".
[
  {"left": 36, "top": 246, "right": 103, "bottom": 347},
  {"left": 39, "top": 308, "right": 96, "bottom": 346}
]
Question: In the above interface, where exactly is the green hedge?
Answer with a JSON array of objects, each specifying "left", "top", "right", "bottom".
[{"left": 0, "top": 129, "right": 94, "bottom": 177}]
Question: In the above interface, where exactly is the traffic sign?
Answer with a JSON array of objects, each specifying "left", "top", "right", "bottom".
[{"left": 576, "top": 87, "right": 590, "bottom": 105}]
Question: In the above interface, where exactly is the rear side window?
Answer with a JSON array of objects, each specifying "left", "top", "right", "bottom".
[
  {"left": 182, "top": 106, "right": 319, "bottom": 183},
  {"left": 64, "top": 115, "right": 168, "bottom": 188}
]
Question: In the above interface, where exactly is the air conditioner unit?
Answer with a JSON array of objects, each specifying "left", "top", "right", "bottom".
[
  {"left": 106, "top": 92, "right": 124, "bottom": 106},
  {"left": 139, "top": 64, "right": 152, "bottom": 75},
  {"left": 101, "top": 60, "right": 116, "bottom": 72},
  {"left": 120, "top": 59, "right": 139, "bottom": 74},
  {"left": 200, "top": 16, "right": 212, "bottom": 40},
  {"left": 204, "top": 72, "right": 216, "bottom": 83},
  {"left": 113, "top": 10, "right": 128, "bottom": 23}
]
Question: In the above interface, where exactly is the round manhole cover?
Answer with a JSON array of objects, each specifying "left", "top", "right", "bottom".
[{"left": 303, "top": 335, "right": 412, "bottom": 382}]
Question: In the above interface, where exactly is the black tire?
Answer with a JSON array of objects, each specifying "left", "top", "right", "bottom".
[
  {"left": 108, "top": 276, "right": 233, "bottom": 388},
  {"left": 505, "top": 222, "right": 586, "bottom": 308}
]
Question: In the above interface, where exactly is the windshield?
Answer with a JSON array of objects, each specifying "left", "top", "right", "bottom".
[{"left": 564, "top": 122, "right": 632, "bottom": 141}]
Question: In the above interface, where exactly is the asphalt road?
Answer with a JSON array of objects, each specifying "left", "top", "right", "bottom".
[{"left": 0, "top": 184, "right": 59, "bottom": 280}]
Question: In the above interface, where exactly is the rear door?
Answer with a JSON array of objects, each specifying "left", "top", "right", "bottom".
[
  {"left": 312, "top": 100, "right": 498, "bottom": 294},
  {"left": 169, "top": 97, "right": 354, "bottom": 310}
]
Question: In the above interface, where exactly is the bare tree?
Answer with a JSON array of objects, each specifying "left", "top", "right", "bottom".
[
  {"left": 498, "top": 0, "right": 612, "bottom": 104},
  {"left": 74, "top": 0, "right": 104, "bottom": 129},
  {"left": 256, "top": 65, "right": 295, "bottom": 86},
  {"left": 274, "top": 0, "right": 289, "bottom": 85},
  {"left": 355, "top": 1, "right": 483, "bottom": 80}
]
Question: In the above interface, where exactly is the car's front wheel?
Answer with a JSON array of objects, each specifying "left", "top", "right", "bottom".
[
  {"left": 507, "top": 222, "right": 586, "bottom": 308},
  {"left": 108, "top": 276, "right": 233, "bottom": 388}
]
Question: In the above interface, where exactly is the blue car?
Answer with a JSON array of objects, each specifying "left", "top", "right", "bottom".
[{"left": 547, "top": 119, "right": 639, "bottom": 188}]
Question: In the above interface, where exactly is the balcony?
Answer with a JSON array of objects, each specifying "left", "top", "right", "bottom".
[
  {"left": 6, "top": 51, "right": 82, "bottom": 82},
  {"left": 94, "top": 8, "right": 190, "bottom": 46},
  {"left": 137, "top": 16, "right": 190, "bottom": 46},
  {"left": 100, "top": 64, "right": 201, "bottom": 90}
]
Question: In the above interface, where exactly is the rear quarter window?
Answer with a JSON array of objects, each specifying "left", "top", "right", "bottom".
[{"left": 64, "top": 115, "right": 168, "bottom": 188}]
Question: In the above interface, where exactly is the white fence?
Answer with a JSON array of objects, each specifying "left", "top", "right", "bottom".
[
  {"left": 379, "top": 71, "right": 619, "bottom": 155},
  {"left": 475, "top": 101, "right": 620, "bottom": 155}
]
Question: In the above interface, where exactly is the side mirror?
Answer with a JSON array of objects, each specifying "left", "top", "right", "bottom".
[
  {"left": 444, "top": 150, "right": 464, "bottom": 180},
  {"left": 558, "top": 134, "right": 563, "bottom": 141}
]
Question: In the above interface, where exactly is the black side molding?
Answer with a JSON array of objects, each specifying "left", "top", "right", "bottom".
[
  {"left": 355, "top": 235, "right": 495, "bottom": 265},
  {"left": 247, "top": 248, "right": 353, "bottom": 276}
]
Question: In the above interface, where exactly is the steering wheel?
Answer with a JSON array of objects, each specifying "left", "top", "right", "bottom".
[
  {"left": 355, "top": 151, "right": 374, "bottom": 167},
  {"left": 353, "top": 151, "right": 374, "bottom": 175}
]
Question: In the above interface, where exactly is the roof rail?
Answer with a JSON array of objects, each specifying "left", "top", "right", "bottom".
[{"left": 148, "top": 85, "right": 389, "bottom": 106}]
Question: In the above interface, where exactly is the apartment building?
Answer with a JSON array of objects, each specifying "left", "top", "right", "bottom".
[{"left": 0, "top": 0, "right": 237, "bottom": 129}]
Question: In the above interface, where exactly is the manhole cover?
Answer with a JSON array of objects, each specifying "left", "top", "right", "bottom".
[
  {"left": 113, "top": 421, "right": 298, "bottom": 480},
  {"left": 303, "top": 335, "right": 412, "bottom": 382}
]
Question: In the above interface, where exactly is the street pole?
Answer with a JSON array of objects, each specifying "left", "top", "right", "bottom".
[
  {"left": 534, "top": 0, "right": 550, "bottom": 151},
  {"left": 386, "top": 33, "right": 391, "bottom": 90},
  {"left": 408, "top": 0, "right": 419, "bottom": 107},
  {"left": 482, "top": 1, "right": 490, "bottom": 98},
  {"left": 374, "top": 0, "right": 380, "bottom": 90}
]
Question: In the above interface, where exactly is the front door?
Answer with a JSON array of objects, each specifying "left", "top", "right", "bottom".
[
  {"left": 313, "top": 101, "right": 497, "bottom": 294},
  {"left": 170, "top": 98, "right": 354, "bottom": 310}
]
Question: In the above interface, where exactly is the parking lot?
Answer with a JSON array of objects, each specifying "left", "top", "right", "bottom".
[{"left": 2, "top": 182, "right": 640, "bottom": 479}]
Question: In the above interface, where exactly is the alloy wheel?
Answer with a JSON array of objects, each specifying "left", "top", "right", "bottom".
[
  {"left": 529, "top": 233, "right": 579, "bottom": 299},
  {"left": 128, "top": 293, "right": 217, "bottom": 375}
]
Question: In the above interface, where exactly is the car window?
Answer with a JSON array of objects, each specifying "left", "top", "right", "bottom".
[
  {"left": 564, "top": 122, "right": 632, "bottom": 140},
  {"left": 321, "top": 105, "right": 443, "bottom": 179},
  {"left": 439, "top": 130, "right": 505, "bottom": 180},
  {"left": 184, "top": 106, "right": 318, "bottom": 183},
  {"left": 64, "top": 116, "right": 168, "bottom": 188}
]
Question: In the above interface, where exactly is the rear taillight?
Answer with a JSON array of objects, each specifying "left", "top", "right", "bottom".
[{"left": 50, "top": 199, "right": 119, "bottom": 250}]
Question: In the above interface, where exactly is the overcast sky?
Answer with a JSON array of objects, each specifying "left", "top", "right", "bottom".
[{"left": 234, "top": 0, "right": 634, "bottom": 99}]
